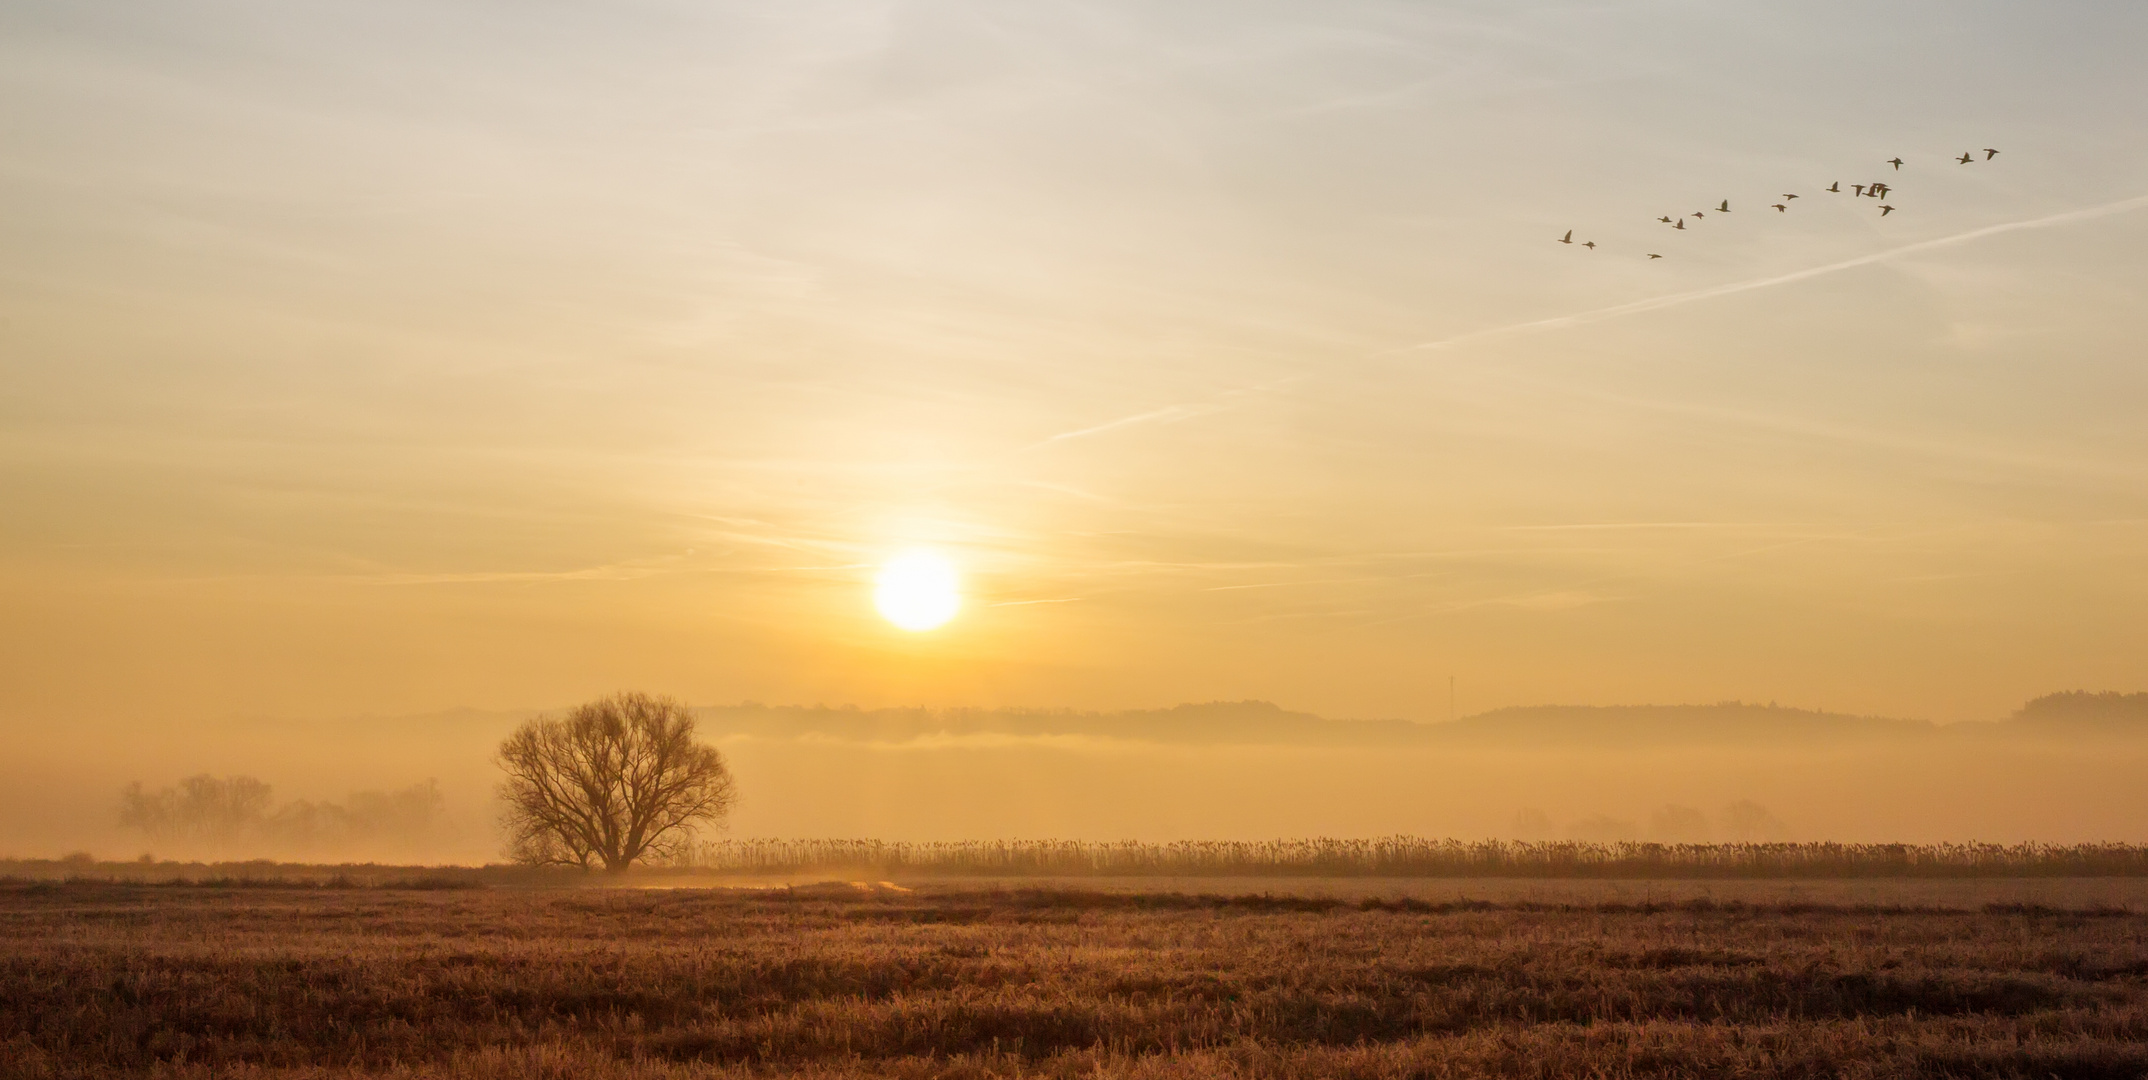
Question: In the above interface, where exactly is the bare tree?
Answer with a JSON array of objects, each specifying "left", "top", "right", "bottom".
[{"left": 496, "top": 692, "right": 736, "bottom": 872}]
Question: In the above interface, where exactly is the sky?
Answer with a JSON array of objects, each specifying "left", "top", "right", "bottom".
[{"left": 4, "top": 0, "right": 2148, "bottom": 747}]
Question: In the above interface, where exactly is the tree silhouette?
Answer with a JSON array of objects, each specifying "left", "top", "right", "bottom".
[
  {"left": 118, "top": 774, "right": 274, "bottom": 853},
  {"left": 119, "top": 776, "right": 451, "bottom": 859},
  {"left": 496, "top": 692, "right": 736, "bottom": 872},
  {"left": 1720, "top": 799, "right": 1789, "bottom": 841}
]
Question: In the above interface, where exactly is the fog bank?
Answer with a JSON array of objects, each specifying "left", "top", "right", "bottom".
[{"left": 6, "top": 693, "right": 2145, "bottom": 862}]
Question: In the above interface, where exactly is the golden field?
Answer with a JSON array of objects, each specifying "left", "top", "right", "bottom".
[{"left": 6, "top": 880, "right": 2148, "bottom": 1079}]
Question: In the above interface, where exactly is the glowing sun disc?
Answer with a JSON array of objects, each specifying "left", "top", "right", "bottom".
[{"left": 875, "top": 551, "right": 960, "bottom": 631}]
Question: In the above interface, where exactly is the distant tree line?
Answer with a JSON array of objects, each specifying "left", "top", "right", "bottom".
[
  {"left": 684, "top": 838, "right": 2148, "bottom": 878},
  {"left": 2014, "top": 691, "right": 2148, "bottom": 725},
  {"left": 118, "top": 775, "right": 446, "bottom": 858}
]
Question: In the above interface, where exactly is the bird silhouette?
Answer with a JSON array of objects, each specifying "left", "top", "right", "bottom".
[
  {"left": 1984, "top": 148, "right": 2000, "bottom": 159},
  {"left": 1552, "top": 144, "right": 1968, "bottom": 266}
]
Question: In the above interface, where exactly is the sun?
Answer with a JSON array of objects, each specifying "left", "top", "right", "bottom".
[{"left": 874, "top": 550, "right": 961, "bottom": 631}]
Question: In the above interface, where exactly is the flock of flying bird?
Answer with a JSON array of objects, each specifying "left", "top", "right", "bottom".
[{"left": 1560, "top": 148, "right": 2003, "bottom": 259}]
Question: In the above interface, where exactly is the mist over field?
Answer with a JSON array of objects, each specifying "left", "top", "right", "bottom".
[{"left": 8, "top": 692, "right": 2146, "bottom": 863}]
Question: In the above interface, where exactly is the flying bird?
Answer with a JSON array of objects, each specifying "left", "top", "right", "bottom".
[
  {"left": 1782, "top": 193, "right": 1799, "bottom": 200},
  {"left": 1659, "top": 216, "right": 1674, "bottom": 223},
  {"left": 1674, "top": 219, "right": 1686, "bottom": 230},
  {"left": 1559, "top": 230, "right": 1574, "bottom": 244},
  {"left": 1583, "top": 241, "right": 1596, "bottom": 249},
  {"left": 1827, "top": 182, "right": 1841, "bottom": 192},
  {"left": 1879, "top": 204, "right": 1895, "bottom": 216},
  {"left": 1692, "top": 211, "right": 1704, "bottom": 218},
  {"left": 1888, "top": 157, "right": 1904, "bottom": 170},
  {"left": 1870, "top": 183, "right": 1890, "bottom": 198},
  {"left": 1958, "top": 152, "right": 1974, "bottom": 164},
  {"left": 1984, "top": 148, "right": 2000, "bottom": 159},
  {"left": 1717, "top": 200, "right": 1731, "bottom": 212},
  {"left": 1647, "top": 253, "right": 1663, "bottom": 259},
  {"left": 1852, "top": 184, "right": 1866, "bottom": 196},
  {"left": 1772, "top": 204, "right": 1787, "bottom": 212}
]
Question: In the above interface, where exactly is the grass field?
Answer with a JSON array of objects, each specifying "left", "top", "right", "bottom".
[{"left": 6, "top": 881, "right": 2148, "bottom": 1079}]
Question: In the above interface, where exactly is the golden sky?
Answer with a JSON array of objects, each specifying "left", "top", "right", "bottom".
[{"left": 4, "top": 0, "right": 2147, "bottom": 732}]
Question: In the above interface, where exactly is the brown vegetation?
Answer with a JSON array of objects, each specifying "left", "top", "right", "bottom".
[
  {"left": 4, "top": 881, "right": 2148, "bottom": 1078},
  {"left": 688, "top": 838, "right": 2148, "bottom": 878},
  {"left": 14, "top": 838, "right": 2148, "bottom": 891}
]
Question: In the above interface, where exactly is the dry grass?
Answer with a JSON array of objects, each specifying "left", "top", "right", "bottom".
[
  {"left": 5, "top": 882, "right": 2148, "bottom": 1079},
  {"left": 17, "top": 840, "right": 2148, "bottom": 890}
]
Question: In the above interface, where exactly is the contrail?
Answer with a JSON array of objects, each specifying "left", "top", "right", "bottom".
[
  {"left": 1396, "top": 192, "right": 2148, "bottom": 353},
  {"left": 1031, "top": 377, "right": 1302, "bottom": 447},
  {"left": 1042, "top": 401, "right": 1225, "bottom": 443}
]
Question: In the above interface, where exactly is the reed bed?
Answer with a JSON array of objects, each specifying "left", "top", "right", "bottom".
[
  {"left": 13, "top": 840, "right": 2148, "bottom": 887},
  {"left": 691, "top": 838, "right": 2148, "bottom": 878}
]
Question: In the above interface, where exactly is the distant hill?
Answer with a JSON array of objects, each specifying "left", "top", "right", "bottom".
[
  {"left": 1429, "top": 703, "right": 1937, "bottom": 746},
  {"left": 686, "top": 694, "right": 2148, "bottom": 749},
  {"left": 691, "top": 700, "right": 1417, "bottom": 746},
  {"left": 691, "top": 699, "right": 1950, "bottom": 748}
]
